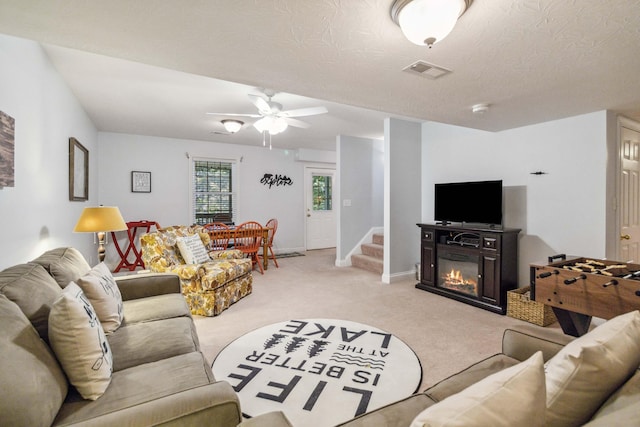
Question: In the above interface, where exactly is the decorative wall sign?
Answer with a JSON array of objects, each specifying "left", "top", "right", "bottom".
[
  {"left": 131, "top": 171, "right": 151, "bottom": 193},
  {"left": 0, "top": 111, "right": 15, "bottom": 188},
  {"left": 69, "top": 137, "right": 88, "bottom": 201},
  {"left": 212, "top": 318, "right": 421, "bottom": 426},
  {"left": 261, "top": 173, "right": 293, "bottom": 189}
]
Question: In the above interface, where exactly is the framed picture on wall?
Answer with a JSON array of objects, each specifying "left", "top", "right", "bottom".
[
  {"left": 69, "top": 137, "right": 88, "bottom": 201},
  {"left": 131, "top": 171, "right": 151, "bottom": 193}
]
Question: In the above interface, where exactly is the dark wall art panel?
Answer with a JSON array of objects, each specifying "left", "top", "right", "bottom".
[{"left": 0, "top": 111, "right": 15, "bottom": 188}]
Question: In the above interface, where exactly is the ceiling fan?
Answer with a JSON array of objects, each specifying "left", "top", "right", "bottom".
[{"left": 206, "top": 90, "right": 328, "bottom": 148}]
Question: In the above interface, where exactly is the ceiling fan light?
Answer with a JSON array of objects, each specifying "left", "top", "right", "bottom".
[
  {"left": 269, "top": 117, "right": 288, "bottom": 135},
  {"left": 253, "top": 117, "right": 271, "bottom": 133},
  {"left": 221, "top": 119, "right": 244, "bottom": 133},
  {"left": 254, "top": 116, "right": 288, "bottom": 135},
  {"left": 394, "top": 0, "right": 468, "bottom": 47}
]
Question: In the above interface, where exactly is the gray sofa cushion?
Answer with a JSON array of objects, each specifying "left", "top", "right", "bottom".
[
  {"left": 583, "top": 370, "right": 640, "bottom": 426},
  {"left": 0, "top": 262, "right": 61, "bottom": 342},
  {"left": 122, "top": 293, "right": 191, "bottom": 324},
  {"left": 108, "top": 316, "right": 200, "bottom": 371},
  {"left": 32, "top": 247, "right": 91, "bottom": 289},
  {"left": 0, "top": 294, "right": 68, "bottom": 427},
  {"left": 115, "top": 272, "right": 180, "bottom": 301},
  {"left": 424, "top": 353, "right": 520, "bottom": 403},
  {"left": 53, "top": 352, "right": 217, "bottom": 426},
  {"left": 335, "top": 394, "right": 436, "bottom": 427}
]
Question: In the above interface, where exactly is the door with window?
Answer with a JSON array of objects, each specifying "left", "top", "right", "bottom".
[{"left": 305, "top": 168, "right": 336, "bottom": 250}]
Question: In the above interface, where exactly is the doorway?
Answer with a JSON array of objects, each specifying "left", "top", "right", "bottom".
[
  {"left": 618, "top": 119, "right": 640, "bottom": 262},
  {"left": 305, "top": 167, "right": 336, "bottom": 250}
]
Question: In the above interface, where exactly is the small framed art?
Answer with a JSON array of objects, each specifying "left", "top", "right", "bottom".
[{"left": 131, "top": 171, "right": 151, "bottom": 193}]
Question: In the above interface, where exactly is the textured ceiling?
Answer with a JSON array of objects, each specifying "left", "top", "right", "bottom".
[{"left": 0, "top": 0, "right": 639, "bottom": 150}]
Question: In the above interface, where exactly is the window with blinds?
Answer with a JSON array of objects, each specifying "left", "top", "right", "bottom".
[{"left": 192, "top": 159, "right": 237, "bottom": 225}]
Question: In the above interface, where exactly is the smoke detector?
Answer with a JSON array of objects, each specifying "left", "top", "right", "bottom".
[{"left": 472, "top": 103, "right": 490, "bottom": 114}]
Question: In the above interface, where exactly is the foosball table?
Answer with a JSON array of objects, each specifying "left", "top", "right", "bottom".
[{"left": 530, "top": 254, "right": 640, "bottom": 336}]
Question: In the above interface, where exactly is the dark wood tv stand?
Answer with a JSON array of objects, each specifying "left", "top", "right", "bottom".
[{"left": 416, "top": 223, "right": 521, "bottom": 314}]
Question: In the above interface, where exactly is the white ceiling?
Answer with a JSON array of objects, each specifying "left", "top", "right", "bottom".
[{"left": 1, "top": 0, "right": 639, "bottom": 151}]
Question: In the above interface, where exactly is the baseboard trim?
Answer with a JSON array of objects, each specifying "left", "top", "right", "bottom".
[{"left": 382, "top": 270, "right": 415, "bottom": 284}]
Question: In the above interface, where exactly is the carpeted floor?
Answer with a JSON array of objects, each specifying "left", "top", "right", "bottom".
[
  {"left": 194, "top": 248, "right": 558, "bottom": 399},
  {"left": 211, "top": 318, "right": 422, "bottom": 426}
]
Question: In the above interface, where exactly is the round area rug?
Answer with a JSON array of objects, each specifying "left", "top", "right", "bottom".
[{"left": 212, "top": 319, "right": 422, "bottom": 427}]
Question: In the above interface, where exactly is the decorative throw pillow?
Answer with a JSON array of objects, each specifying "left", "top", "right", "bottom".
[
  {"left": 76, "top": 262, "right": 123, "bottom": 334},
  {"left": 545, "top": 310, "right": 640, "bottom": 427},
  {"left": 410, "top": 352, "right": 546, "bottom": 427},
  {"left": 48, "top": 282, "right": 113, "bottom": 400},
  {"left": 176, "top": 234, "right": 210, "bottom": 264}
]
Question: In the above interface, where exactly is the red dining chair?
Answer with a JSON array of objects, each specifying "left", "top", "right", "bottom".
[
  {"left": 262, "top": 218, "right": 279, "bottom": 268},
  {"left": 203, "top": 222, "right": 231, "bottom": 251},
  {"left": 234, "top": 221, "right": 264, "bottom": 274}
]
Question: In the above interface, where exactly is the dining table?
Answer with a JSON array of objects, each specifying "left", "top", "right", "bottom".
[{"left": 207, "top": 225, "right": 271, "bottom": 271}]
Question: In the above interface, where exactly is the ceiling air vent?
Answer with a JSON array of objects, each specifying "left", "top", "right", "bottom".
[{"left": 403, "top": 60, "right": 451, "bottom": 79}]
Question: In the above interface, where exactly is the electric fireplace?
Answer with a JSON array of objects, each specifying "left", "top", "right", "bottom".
[
  {"left": 437, "top": 248, "right": 479, "bottom": 298},
  {"left": 416, "top": 223, "right": 521, "bottom": 314}
]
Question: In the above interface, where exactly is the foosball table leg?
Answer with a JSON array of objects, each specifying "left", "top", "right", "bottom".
[{"left": 552, "top": 308, "right": 592, "bottom": 337}]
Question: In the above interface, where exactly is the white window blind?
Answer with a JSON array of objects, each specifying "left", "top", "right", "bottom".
[{"left": 192, "top": 158, "right": 237, "bottom": 225}]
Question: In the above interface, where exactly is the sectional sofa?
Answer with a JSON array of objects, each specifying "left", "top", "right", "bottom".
[{"left": 0, "top": 247, "right": 241, "bottom": 426}]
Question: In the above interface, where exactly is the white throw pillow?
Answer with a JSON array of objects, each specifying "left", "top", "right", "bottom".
[
  {"left": 48, "top": 282, "right": 113, "bottom": 400},
  {"left": 76, "top": 262, "right": 123, "bottom": 334},
  {"left": 176, "top": 234, "right": 210, "bottom": 264},
  {"left": 545, "top": 310, "right": 640, "bottom": 427},
  {"left": 411, "top": 352, "right": 546, "bottom": 427}
]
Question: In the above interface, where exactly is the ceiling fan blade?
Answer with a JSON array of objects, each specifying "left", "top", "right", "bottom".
[
  {"left": 280, "top": 106, "right": 328, "bottom": 118},
  {"left": 248, "top": 94, "right": 271, "bottom": 114},
  {"left": 206, "top": 112, "right": 261, "bottom": 118},
  {"left": 284, "top": 117, "right": 311, "bottom": 129}
]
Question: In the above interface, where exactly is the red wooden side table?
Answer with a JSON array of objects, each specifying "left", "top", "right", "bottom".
[{"left": 111, "top": 220, "right": 160, "bottom": 272}]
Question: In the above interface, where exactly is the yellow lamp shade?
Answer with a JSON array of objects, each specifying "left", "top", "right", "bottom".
[{"left": 73, "top": 206, "right": 127, "bottom": 232}]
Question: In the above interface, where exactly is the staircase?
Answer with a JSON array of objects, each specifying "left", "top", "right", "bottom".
[{"left": 351, "top": 233, "right": 384, "bottom": 274}]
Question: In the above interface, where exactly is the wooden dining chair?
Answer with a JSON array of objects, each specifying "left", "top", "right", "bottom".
[
  {"left": 262, "top": 218, "right": 279, "bottom": 268},
  {"left": 234, "top": 221, "right": 264, "bottom": 274},
  {"left": 203, "top": 222, "right": 231, "bottom": 251}
]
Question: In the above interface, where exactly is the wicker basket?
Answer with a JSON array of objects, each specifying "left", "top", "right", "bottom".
[{"left": 507, "top": 286, "right": 557, "bottom": 326}]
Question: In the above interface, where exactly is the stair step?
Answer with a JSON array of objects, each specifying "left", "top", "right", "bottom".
[
  {"left": 361, "top": 243, "right": 383, "bottom": 259},
  {"left": 351, "top": 254, "right": 383, "bottom": 274},
  {"left": 372, "top": 233, "right": 384, "bottom": 245}
]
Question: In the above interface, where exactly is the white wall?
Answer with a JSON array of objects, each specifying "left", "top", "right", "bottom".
[
  {"left": 384, "top": 118, "right": 422, "bottom": 283},
  {"left": 336, "top": 135, "right": 384, "bottom": 262},
  {"left": 421, "top": 111, "right": 609, "bottom": 286},
  {"left": 97, "top": 132, "right": 330, "bottom": 265},
  {"left": 0, "top": 34, "right": 99, "bottom": 269}
]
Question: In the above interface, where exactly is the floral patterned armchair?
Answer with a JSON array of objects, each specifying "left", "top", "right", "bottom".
[{"left": 140, "top": 225, "right": 252, "bottom": 316}]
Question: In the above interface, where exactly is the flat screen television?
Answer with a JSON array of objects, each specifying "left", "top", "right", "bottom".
[{"left": 434, "top": 180, "right": 503, "bottom": 226}]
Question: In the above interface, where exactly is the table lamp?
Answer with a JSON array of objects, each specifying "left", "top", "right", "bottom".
[{"left": 73, "top": 206, "right": 127, "bottom": 263}]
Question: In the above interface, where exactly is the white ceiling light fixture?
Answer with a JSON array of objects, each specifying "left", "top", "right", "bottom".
[
  {"left": 253, "top": 116, "right": 289, "bottom": 150},
  {"left": 253, "top": 116, "right": 288, "bottom": 135},
  {"left": 391, "top": 0, "right": 473, "bottom": 48},
  {"left": 472, "top": 103, "right": 489, "bottom": 114},
  {"left": 221, "top": 119, "right": 244, "bottom": 133}
]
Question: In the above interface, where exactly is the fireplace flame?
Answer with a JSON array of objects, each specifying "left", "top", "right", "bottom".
[
  {"left": 439, "top": 262, "right": 478, "bottom": 297},
  {"left": 445, "top": 269, "right": 475, "bottom": 286},
  {"left": 448, "top": 269, "right": 462, "bottom": 283}
]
